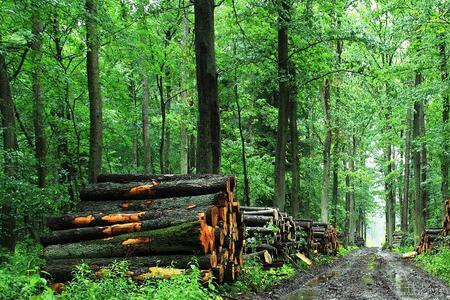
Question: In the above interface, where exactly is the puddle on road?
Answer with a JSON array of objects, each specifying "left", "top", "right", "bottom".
[
  {"left": 390, "top": 272, "right": 414, "bottom": 298},
  {"left": 282, "top": 271, "right": 340, "bottom": 300}
]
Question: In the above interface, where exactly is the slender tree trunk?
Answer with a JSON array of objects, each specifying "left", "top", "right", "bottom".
[
  {"left": 419, "top": 102, "right": 428, "bottom": 223},
  {"left": 86, "top": 0, "right": 103, "bottom": 183},
  {"left": 31, "top": 8, "right": 46, "bottom": 187},
  {"left": 188, "top": 133, "right": 196, "bottom": 173},
  {"left": 385, "top": 144, "right": 394, "bottom": 247},
  {"left": 234, "top": 69, "right": 250, "bottom": 206},
  {"left": 439, "top": 41, "right": 449, "bottom": 201},
  {"left": 332, "top": 140, "right": 339, "bottom": 227},
  {"left": 344, "top": 160, "right": 350, "bottom": 247},
  {"left": 142, "top": 75, "right": 151, "bottom": 174},
  {"left": 273, "top": 0, "right": 290, "bottom": 211},
  {"left": 0, "top": 52, "right": 18, "bottom": 251},
  {"left": 157, "top": 75, "right": 165, "bottom": 173},
  {"left": 402, "top": 107, "right": 411, "bottom": 232},
  {"left": 413, "top": 72, "right": 425, "bottom": 241},
  {"left": 194, "top": 0, "right": 220, "bottom": 174},
  {"left": 321, "top": 79, "right": 331, "bottom": 222},
  {"left": 180, "top": 9, "right": 190, "bottom": 174},
  {"left": 349, "top": 136, "right": 356, "bottom": 245},
  {"left": 290, "top": 98, "right": 300, "bottom": 217}
]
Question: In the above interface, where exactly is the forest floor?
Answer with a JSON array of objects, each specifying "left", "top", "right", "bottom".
[{"left": 248, "top": 248, "right": 450, "bottom": 300}]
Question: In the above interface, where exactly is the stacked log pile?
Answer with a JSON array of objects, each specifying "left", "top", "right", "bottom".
[
  {"left": 392, "top": 231, "right": 404, "bottom": 247},
  {"left": 310, "top": 222, "right": 339, "bottom": 255},
  {"left": 444, "top": 198, "right": 450, "bottom": 236},
  {"left": 241, "top": 207, "right": 339, "bottom": 267},
  {"left": 41, "top": 174, "right": 244, "bottom": 283},
  {"left": 416, "top": 228, "right": 443, "bottom": 254}
]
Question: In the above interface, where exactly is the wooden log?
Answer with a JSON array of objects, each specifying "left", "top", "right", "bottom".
[
  {"left": 80, "top": 177, "right": 234, "bottom": 201},
  {"left": 44, "top": 221, "right": 213, "bottom": 259},
  {"left": 44, "top": 255, "right": 215, "bottom": 282},
  {"left": 425, "top": 228, "right": 443, "bottom": 235},
  {"left": 243, "top": 215, "right": 273, "bottom": 227},
  {"left": 244, "top": 250, "right": 272, "bottom": 264},
  {"left": 47, "top": 202, "right": 216, "bottom": 230},
  {"left": 78, "top": 193, "right": 227, "bottom": 214},
  {"left": 41, "top": 211, "right": 205, "bottom": 246},
  {"left": 97, "top": 173, "right": 235, "bottom": 188}
]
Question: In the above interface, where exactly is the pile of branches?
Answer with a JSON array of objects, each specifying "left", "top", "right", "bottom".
[
  {"left": 241, "top": 207, "right": 339, "bottom": 268},
  {"left": 41, "top": 174, "right": 244, "bottom": 284}
]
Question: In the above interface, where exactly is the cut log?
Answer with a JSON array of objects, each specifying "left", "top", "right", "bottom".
[
  {"left": 44, "top": 221, "right": 213, "bottom": 259},
  {"left": 80, "top": 177, "right": 234, "bottom": 201},
  {"left": 243, "top": 215, "right": 273, "bottom": 227},
  {"left": 78, "top": 193, "right": 227, "bottom": 214},
  {"left": 295, "top": 252, "right": 312, "bottom": 265},
  {"left": 44, "top": 255, "right": 215, "bottom": 282},
  {"left": 244, "top": 250, "right": 272, "bottom": 264},
  {"left": 46, "top": 203, "right": 215, "bottom": 231}
]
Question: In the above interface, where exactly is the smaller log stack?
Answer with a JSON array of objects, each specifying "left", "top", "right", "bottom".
[
  {"left": 41, "top": 174, "right": 244, "bottom": 284},
  {"left": 444, "top": 198, "right": 450, "bottom": 236},
  {"left": 416, "top": 228, "right": 443, "bottom": 254},
  {"left": 294, "top": 219, "right": 313, "bottom": 254},
  {"left": 241, "top": 206, "right": 300, "bottom": 263},
  {"left": 310, "top": 223, "right": 339, "bottom": 255},
  {"left": 392, "top": 231, "right": 404, "bottom": 247}
]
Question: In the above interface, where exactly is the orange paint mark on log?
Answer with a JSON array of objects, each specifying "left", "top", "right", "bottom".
[
  {"left": 187, "top": 204, "right": 197, "bottom": 209},
  {"left": 122, "top": 237, "right": 150, "bottom": 246},
  {"left": 102, "top": 223, "right": 142, "bottom": 236},
  {"left": 119, "top": 202, "right": 130, "bottom": 209},
  {"left": 72, "top": 215, "right": 95, "bottom": 226},
  {"left": 51, "top": 283, "right": 65, "bottom": 293},
  {"left": 101, "top": 212, "right": 145, "bottom": 223},
  {"left": 102, "top": 237, "right": 113, "bottom": 241}
]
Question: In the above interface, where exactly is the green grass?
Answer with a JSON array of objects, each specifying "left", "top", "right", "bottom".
[{"left": 415, "top": 247, "right": 450, "bottom": 285}]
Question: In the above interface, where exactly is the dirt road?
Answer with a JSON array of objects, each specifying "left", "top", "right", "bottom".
[{"left": 254, "top": 248, "right": 450, "bottom": 300}]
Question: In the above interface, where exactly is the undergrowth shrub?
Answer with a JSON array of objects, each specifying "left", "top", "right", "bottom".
[{"left": 416, "top": 247, "right": 450, "bottom": 285}]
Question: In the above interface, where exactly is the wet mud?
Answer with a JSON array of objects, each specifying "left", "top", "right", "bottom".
[{"left": 251, "top": 248, "right": 450, "bottom": 300}]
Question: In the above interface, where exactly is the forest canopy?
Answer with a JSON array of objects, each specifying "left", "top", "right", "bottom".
[{"left": 0, "top": 0, "right": 449, "bottom": 252}]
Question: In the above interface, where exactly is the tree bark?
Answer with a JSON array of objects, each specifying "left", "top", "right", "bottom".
[
  {"left": 142, "top": 75, "right": 151, "bottom": 174},
  {"left": 401, "top": 106, "right": 411, "bottom": 232},
  {"left": 321, "top": 79, "right": 332, "bottom": 223},
  {"left": 439, "top": 40, "right": 449, "bottom": 201},
  {"left": 31, "top": 7, "right": 46, "bottom": 187},
  {"left": 180, "top": 11, "right": 190, "bottom": 174},
  {"left": 348, "top": 136, "right": 356, "bottom": 245},
  {"left": 419, "top": 99, "right": 428, "bottom": 223},
  {"left": 413, "top": 72, "right": 425, "bottom": 241},
  {"left": 0, "top": 52, "right": 18, "bottom": 251},
  {"left": 44, "top": 255, "right": 214, "bottom": 282},
  {"left": 194, "top": 0, "right": 220, "bottom": 174},
  {"left": 274, "top": 0, "right": 290, "bottom": 211},
  {"left": 86, "top": 0, "right": 103, "bottom": 183},
  {"left": 290, "top": 98, "right": 300, "bottom": 217},
  {"left": 80, "top": 177, "right": 233, "bottom": 201},
  {"left": 44, "top": 221, "right": 209, "bottom": 259}
]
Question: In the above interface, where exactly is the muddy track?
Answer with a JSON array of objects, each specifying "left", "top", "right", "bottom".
[{"left": 250, "top": 248, "right": 450, "bottom": 300}]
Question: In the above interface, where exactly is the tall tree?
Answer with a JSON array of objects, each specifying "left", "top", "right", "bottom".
[
  {"left": 142, "top": 75, "right": 151, "bottom": 174},
  {"left": 401, "top": 106, "right": 411, "bottom": 232},
  {"left": 31, "top": 6, "right": 46, "bottom": 187},
  {"left": 413, "top": 72, "right": 425, "bottom": 240},
  {"left": 194, "top": 0, "right": 221, "bottom": 174},
  {"left": 86, "top": 0, "right": 103, "bottom": 183},
  {"left": 274, "top": 0, "right": 290, "bottom": 211},
  {"left": 0, "top": 52, "right": 18, "bottom": 251},
  {"left": 439, "top": 39, "right": 449, "bottom": 201},
  {"left": 321, "top": 79, "right": 332, "bottom": 222},
  {"left": 290, "top": 98, "right": 300, "bottom": 216}
]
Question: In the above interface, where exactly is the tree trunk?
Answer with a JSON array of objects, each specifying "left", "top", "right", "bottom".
[
  {"left": 97, "top": 173, "right": 236, "bottom": 185},
  {"left": 180, "top": 12, "right": 190, "bottom": 174},
  {"left": 31, "top": 8, "right": 46, "bottom": 187},
  {"left": 234, "top": 64, "right": 250, "bottom": 206},
  {"left": 440, "top": 40, "right": 449, "bottom": 201},
  {"left": 402, "top": 107, "right": 411, "bottom": 232},
  {"left": 344, "top": 160, "right": 350, "bottom": 247},
  {"left": 274, "top": 0, "right": 290, "bottom": 211},
  {"left": 385, "top": 144, "right": 394, "bottom": 247},
  {"left": 86, "top": 0, "right": 103, "bottom": 183},
  {"left": 349, "top": 136, "right": 356, "bottom": 245},
  {"left": 413, "top": 72, "right": 425, "bottom": 241},
  {"left": 290, "top": 99, "right": 300, "bottom": 217},
  {"left": 321, "top": 79, "right": 332, "bottom": 223},
  {"left": 0, "top": 52, "right": 18, "bottom": 251},
  {"left": 332, "top": 141, "right": 339, "bottom": 227},
  {"left": 188, "top": 133, "right": 196, "bottom": 173},
  {"left": 44, "top": 221, "right": 209, "bottom": 259},
  {"left": 80, "top": 177, "right": 234, "bottom": 201},
  {"left": 419, "top": 100, "right": 428, "bottom": 223},
  {"left": 142, "top": 75, "right": 151, "bottom": 174},
  {"left": 194, "top": 0, "right": 220, "bottom": 174}
]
